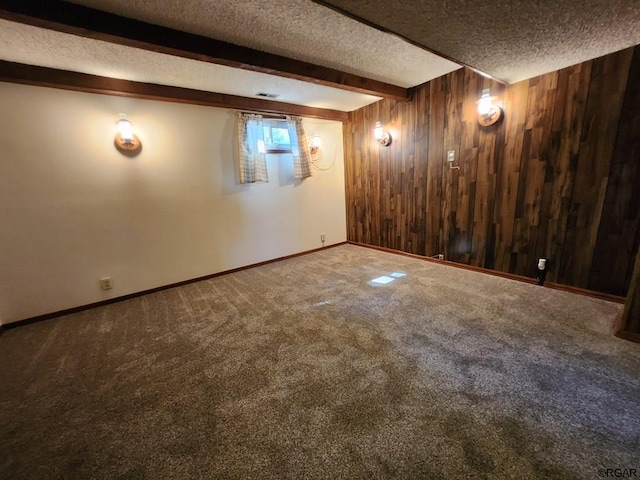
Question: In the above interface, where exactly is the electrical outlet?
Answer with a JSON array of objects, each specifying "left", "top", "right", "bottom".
[
  {"left": 436, "top": 254, "right": 444, "bottom": 260},
  {"left": 100, "top": 277, "right": 113, "bottom": 290},
  {"left": 320, "top": 233, "right": 326, "bottom": 243}
]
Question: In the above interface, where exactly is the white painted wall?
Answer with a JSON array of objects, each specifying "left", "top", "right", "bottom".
[{"left": 0, "top": 82, "right": 346, "bottom": 324}]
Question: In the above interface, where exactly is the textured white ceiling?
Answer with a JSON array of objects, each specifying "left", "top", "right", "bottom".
[
  {"left": 319, "top": 0, "right": 640, "bottom": 83},
  {"left": 0, "top": 19, "right": 382, "bottom": 112},
  {"left": 68, "top": 0, "right": 461, "bottom": 88},
  {"left": 7, "top": 0, "right": 631, "bottom": 113}
]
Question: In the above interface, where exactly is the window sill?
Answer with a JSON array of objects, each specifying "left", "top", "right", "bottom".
[{"left": 266, "top": 149, "right": 293, "bottom": 154}]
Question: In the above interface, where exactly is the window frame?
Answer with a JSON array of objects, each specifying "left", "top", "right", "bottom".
[{"left": 262, "top": 119, "right": 293, "bottom": 154}]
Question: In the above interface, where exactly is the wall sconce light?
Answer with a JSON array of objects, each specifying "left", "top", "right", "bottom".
[
  {"left": 374, "top": 121, "right": 392, "bottom": 147},
  {"left": 476, "top": 89, "right": 503, "bottom": 127},
  {"left": 114, "top": 114, "right": 142, "bottom": 154},
  {"left": 309, "top": 133, "right": 321, "bottom": 155}
]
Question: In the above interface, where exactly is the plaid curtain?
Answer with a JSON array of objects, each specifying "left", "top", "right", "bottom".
[
  {"left": 237, "top": 113, "right": 268, "bottom": 183},
  {"left": 285, "top": 116, "right": 312, "bottom": 180}
]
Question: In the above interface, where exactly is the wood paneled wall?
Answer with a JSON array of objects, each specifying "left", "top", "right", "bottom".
[{"left": 344, "top": 46, "right": 640, "bottom": 296}]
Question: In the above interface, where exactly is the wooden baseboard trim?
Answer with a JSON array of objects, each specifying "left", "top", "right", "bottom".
[
  {"left": 542, "top": 281, "right": 625, "bottom": 303},
  {"left": 2, "top": 242, "right": 347, "bottom": 331},
  {"left": 348, "top": 242, "right": 625, "bottom": 304},
  {"left": 614, "top": 330, "right": 640, "bottom": 343}
]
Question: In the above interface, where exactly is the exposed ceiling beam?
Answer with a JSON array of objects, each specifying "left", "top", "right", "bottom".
[
  {"left": 0, "top": 0, "right": 408, "bottom": 101},
  {"left": 0, "top": 60, "right": 349, "bottom": 121}
]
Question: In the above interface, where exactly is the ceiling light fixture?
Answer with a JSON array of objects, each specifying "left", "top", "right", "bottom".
[
  {"left": 374, "top": 121, "right": 392, "bottom": 147},
  {"left": 476, "top": 89, "right": 502, "bottom": 127},
  {"left": 114, "top": 114, "right": 141, "bottom": 154}
]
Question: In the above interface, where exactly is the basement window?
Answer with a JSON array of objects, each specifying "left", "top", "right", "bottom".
[{"left": 262, "top": 119, "right": 292, "bottom": 153}]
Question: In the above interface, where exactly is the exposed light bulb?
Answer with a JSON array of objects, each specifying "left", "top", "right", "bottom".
[
  {"left": 374, "top": 121, "right": 383, "bottom": 140},
  {"left": 118, "top": 114, "right": 134, "bottom": 144},
  {"left": 477, "top": 89, "right": 492, "bottom": 116}
]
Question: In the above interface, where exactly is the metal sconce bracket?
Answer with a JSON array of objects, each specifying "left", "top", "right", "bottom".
[
  {"left": 378, "top": 131, "right": 392, "bottom": 147},
  {"left": 114, "top": 134, "right": 142, "bottom": 153}
]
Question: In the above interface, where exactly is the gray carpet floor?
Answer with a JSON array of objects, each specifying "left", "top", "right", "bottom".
[{"left": 0, "top": 244, "right": 638, "bottom": 479}]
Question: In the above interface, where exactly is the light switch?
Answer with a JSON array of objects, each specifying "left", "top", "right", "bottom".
[{"left": 447, "top": 150, "right": 455, "bottom": 163}]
